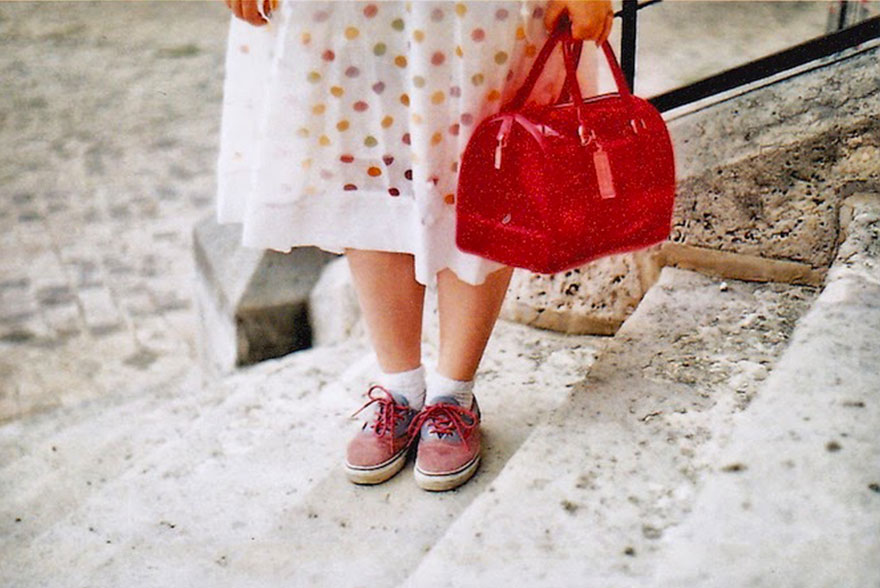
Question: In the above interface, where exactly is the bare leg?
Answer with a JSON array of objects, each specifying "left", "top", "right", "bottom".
[
  {"left": 344, "top": 249, "right": 426, "bottom": 373},
  {"left": 435, "top": 265, "right": 515, "bottom": 381}
]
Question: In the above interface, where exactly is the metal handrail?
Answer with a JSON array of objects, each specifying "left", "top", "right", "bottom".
[
  {"left": 648, "top": 15, "right": 879, "bottom": 113},
  {"left": 613, "top": 0, "right": 659, "bottom": 92},
  {"left": 610, "top": 1, "right": 879, "bottom": 112}
]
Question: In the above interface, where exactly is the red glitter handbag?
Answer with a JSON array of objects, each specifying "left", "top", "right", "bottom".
[{"left": 455, "top": 15, "right": 676, "bottom": 274}]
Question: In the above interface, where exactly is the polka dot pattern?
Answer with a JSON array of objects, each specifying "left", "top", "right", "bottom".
[{"left": 217, "top": 0, "right": 591, "bottom": 288}]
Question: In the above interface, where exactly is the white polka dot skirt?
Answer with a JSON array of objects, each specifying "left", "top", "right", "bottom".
[{"left": 215, "top": 1, "right": 597, "bottom": 288}]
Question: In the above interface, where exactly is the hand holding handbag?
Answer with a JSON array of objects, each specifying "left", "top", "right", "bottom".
[{"left": 455, "top": 13, "right": 676, "bottom": 274}]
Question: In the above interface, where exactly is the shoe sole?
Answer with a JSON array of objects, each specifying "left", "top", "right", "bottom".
[
  {"left": 344, "top": 447, "right": 410, "bottom": 485},
  {"left": 414, "top": 454, "right": 481, "bottom": 492}
]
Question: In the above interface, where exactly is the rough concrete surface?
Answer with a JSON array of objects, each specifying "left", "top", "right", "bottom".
[
  {"left": 667, "top": 42, "right": 880, "bottom": 270},
  {"left": 0, "top": 317, "right": 605, "bottom": 587},
  {"left": 405, "top": 195, "right": 880, "bottom": 587},
  {"left": 667, "top": 43, "right": 880, "bottom": 178},
  {"left": 671, "top": 116, "right": 880, "bottom": 269},
  {"left": 653, "top": 194, "right": 880, "bottom": 587},
  {"left": 501, "top": 247, "right": 663, "bottom": 335},
  {"left": 0, "top": 1, "right": 230, "bottom": 421},
  {"left": 407, "top": 267, "right": 818, "bottom": 587}
]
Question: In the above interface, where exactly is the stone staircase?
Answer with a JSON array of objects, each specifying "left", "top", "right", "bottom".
[
  {"left": 0, "top": 299, "right": 604, "bottom": 586},
  {"left": 3, "top": 194, "right": 876, "bottom": 587}
]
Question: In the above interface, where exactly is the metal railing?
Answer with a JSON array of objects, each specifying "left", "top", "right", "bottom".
[{"left": 613, "top": 0, "right": 880, "bottom": 113}]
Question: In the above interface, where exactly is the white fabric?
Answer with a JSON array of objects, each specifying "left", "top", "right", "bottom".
[
  {"left": 377, "top": 363, "right": 427, "bottom": 410},
  {"left": 215, "top": 0, "right": 597, "bottom": 289},
  {"left": 426, "top": 369, "right": 475, "bottom": 408}
]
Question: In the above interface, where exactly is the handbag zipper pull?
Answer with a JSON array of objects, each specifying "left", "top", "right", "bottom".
[
  {"left": 494, "top": 115, "right": 514, "bottom": 170},
  {"left": 593, "top": 142, "right": 616, "bottom": 200}
]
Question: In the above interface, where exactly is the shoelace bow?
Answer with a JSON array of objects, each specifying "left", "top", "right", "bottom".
[
  {"left": 408, "top": 402, "right": 478, "bottom": 452},
  {"left": 350, "top": 385, "right": 413, "bottom": 451}
]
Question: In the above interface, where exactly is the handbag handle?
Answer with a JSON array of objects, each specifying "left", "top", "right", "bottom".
[
  {"left": 500, "top": 12, "right": 631, "bottom": 116},
  {"left": 553, "top": 37, "right": 582, "bottom": 105}
]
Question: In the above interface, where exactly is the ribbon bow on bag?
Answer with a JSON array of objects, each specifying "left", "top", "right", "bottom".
[{"left": 455, "top": 13, "right": 677, "bottom": 274}]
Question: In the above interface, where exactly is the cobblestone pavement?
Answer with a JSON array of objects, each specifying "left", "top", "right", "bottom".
[
  {"left": 0, "top": 2, "right": 230, "bottom": 421},
  {"left": 0, "top": 1, "right": 856, "bottom": 423}
]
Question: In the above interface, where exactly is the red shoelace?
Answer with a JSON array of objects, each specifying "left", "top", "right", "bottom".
[
  {"left": 351, "top": 385, "right": 414, "bottom": 451},
  {"left": 408, "top": 402, "right": 479, "bottom": 452}
]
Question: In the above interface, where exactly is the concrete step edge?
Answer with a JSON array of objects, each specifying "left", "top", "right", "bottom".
[
  {"left": 402, "top": 265, "right": 818, "bottom": 587},
  {"left": 1, "top": 336, "right": 373, "bottom": 573}
]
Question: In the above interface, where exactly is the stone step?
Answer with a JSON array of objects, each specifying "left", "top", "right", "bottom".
[
  {"left": 208, "top": 322, "right": 602, "bottom": 587},
  {"left": 404, "top": 266, "right": 818, "bottom": 586},
  {"left": 0, "top": 368, "right": 209, "bottom": 550},
  {"left": 651, "top": 194, "right": 880, "bottom": 586},
  {"left": 2, "top": 317, "right": 603, "bottom": 586},
  {"left": 0, "top": 336, "right": 371, "bottom": 585}
]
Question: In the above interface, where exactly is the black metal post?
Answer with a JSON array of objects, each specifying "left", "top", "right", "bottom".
[
  {"left": 620, "top": 0, "right": 638, "bottom": 93},
  {"left": 649, "top": 15, "right": 880, "bottom": 113},
  {"left": 838, "top": 0, "right": 849, "bottom": 31}
]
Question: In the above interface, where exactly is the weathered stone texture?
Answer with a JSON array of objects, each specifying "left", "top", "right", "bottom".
[
  {"left": 411, "top": 267, "right": 820, "bottom": 586},
  {"left": 668, "top": 44, "right": 880, "bottom": 177},
  {"left": 670, "top": 120, "right": 880, "bottom": 268},
  {"left": 500, "top": 247, "right": 663, "bottom": 335},
  {"left": 660, "top": 242, "right": 824, "bottom": 286},
  {"left": 653, "top": 193, "right": 880, "bottom": 587}
]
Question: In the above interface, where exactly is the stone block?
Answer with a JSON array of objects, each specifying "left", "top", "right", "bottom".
[
  {"left": 659, "top": 242, "right": 824, "bottom": 286},
  {"left": 667, "top": 44, "right": 880, "bottom": 178},
  {"left": 653, "top": 192, "right": 880, "bottom": 587},
  {"left": 500, "top": 247, "right": 664, "bottom": 335},
  {"left": 193, "top": 215, "right": 337, "bottom": 375},
  {"left": 666, "top": 44, "right": 880, "bottom": 269}
]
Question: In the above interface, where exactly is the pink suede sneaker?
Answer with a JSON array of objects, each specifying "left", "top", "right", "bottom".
[
  {"left": 345, "top": 385, "right": 420, "bottom": 485},
  {"left": 411, "top": 396, "right": 481, "bottom": 491}
]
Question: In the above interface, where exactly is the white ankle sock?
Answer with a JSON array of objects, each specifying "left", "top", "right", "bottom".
[
  {"left": 377, "top": 364, "right": 426, "bottom": 410},
  {"left": 426, "top": 370, "right": 475, "bottom": 408}
]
